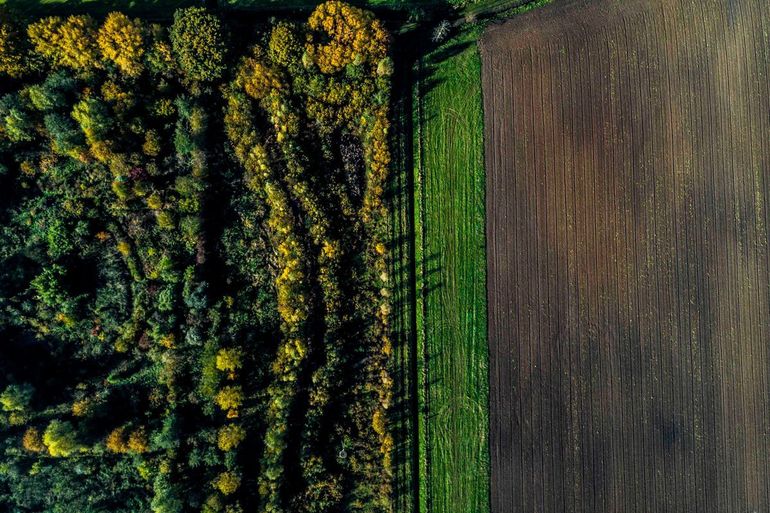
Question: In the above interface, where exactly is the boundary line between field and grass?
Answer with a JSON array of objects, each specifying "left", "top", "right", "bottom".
[{"left": 404, "top": 3, "right": 552, "bottom": 513}]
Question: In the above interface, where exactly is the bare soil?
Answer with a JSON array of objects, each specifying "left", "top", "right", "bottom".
[{"left": 481, "top": 0, "right": 770, "bottom": 511}]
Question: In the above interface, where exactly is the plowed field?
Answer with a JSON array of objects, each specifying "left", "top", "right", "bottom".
[{"left": 482, "top": 0, "right": 770, "bottom": 512}]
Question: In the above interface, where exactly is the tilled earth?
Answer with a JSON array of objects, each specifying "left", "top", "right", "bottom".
[{"left": 482, "top": 0, "right": 770, "bottom": 511}]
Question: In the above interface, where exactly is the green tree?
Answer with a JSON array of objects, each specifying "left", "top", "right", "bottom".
[
  {"left": 43, "top": 420, "right": 82, "bottom": 457},
  {"left": 0, "top": 93, "right": 34, "bottom": 142},
  {"left": 27, "top": 70, "right": 77, "bottom": 111},
  {"left": 71, "top": 96, "right": 113, "bottom": 143},
  {"left": 44, "top": 112, "right": 84, "bottom": 154},
  {"left": 0, "top": 384, "right": 33, "bottom": 413}
]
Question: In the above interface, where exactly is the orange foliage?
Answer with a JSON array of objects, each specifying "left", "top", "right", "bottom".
[
  {"left": 22, "top": 427, "right": 45, "bottom": 453},
  {"left": 105, "top": 426, "right": 128, "bottom": 453}
]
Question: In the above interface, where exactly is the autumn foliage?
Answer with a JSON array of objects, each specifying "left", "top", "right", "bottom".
[
  {"left": 97, "top": 13, "right": 144, "bottom": 76},
  {"left": 0, "top": 3, "right": 394, "bottom": 513},
  {"left": 306, "top": 0, "right": 389, "bottom": 73},
  {"left": 28, "top": 15, "right": 99, "bottom": 70}
]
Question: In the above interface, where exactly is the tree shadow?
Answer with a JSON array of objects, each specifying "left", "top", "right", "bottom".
[{"left": 1, "top": 0, "right": 200, "bottom": 18}]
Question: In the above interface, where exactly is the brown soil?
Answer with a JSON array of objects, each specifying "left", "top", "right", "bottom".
[{"left": 481, "top": 0, "right": 770, "bottom": 512}]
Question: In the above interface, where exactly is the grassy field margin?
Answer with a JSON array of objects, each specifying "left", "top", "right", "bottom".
[
  {"left": 413, "top": 23, "right": 490, "bottom": 513},
  {"left": 407, "top": 3, "right": 550, "bottom": 512}
]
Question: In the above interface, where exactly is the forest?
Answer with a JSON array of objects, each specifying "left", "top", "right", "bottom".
[{"left": 0, "top": 2, "right": 395, "bottom": 512}]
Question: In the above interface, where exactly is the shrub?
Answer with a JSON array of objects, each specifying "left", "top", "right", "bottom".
[{"left": 169, "top": 7, "right": 226, "bottom": 82}]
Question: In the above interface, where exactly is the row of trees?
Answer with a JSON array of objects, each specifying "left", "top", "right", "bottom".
[{"left": 0, "top": 3, "right": 396, "bottom": 513}]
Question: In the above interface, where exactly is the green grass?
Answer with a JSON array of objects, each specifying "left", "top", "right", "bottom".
[{"left": 413, "top": 24, "right": 489, "bottom": 513}]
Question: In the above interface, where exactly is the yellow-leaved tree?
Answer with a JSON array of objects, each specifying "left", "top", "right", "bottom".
[
  {"left": 215, "top": 347, "right": 243, "bottom": 379},
  {"left": 97, "top": 13, "right": 145, "bottom": 76},
  {"left": 215, "top": 385, "right": 243, "bottom": 413},
  {"left": 217, "top": 424, "right": 246, "bottom": 451},
  {"left": 213, "top": 471, "right": 241, "bottom": 495},
  {"left": 28, "top": 15, "right": 99, "bottom": 70},
  {"left": 305, "top": 0, "right": 389, "bottom": 74}
]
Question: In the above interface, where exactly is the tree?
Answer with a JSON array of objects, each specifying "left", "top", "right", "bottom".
[
  {"left": 106, "top": 426, "right": 129, "bottom": 453},
  {"left": 27, "top": 70, "right": 77, "bottom": 111},
  {"left": 213, "top": 471, "right": 240, "bottom": 495},
  {"left": 169, "top": 7, "right": 226, "bottom": 82},
  {"left": 0, "top": 93, "right": 34, "bottom": 142},
  {"left": 268, "top": 22, "right": 301, "bottom": 69},
  {"left": 305, "top": 1, "right": 389, "bottom": 74},
  {"left": 0, "top": 384, "right": 33, "bottom": 412},
  {"left": 71, "top": 96, "right": 113, "bottom": 146},
  {"left": 22, "top": 427, "right": 45, "bottom": 453},
  {"left": 215, "top": 386, "right": 243, "bottom": 413},
  {"left": 217, "top": 424, "right": 245, "bottom": 451},
  {"left": 44, "top": 112, "right": 84, "bottom": 155},
  {"left": 215, "top": 347, "right": 242, "bottom": 376},
  {"left": 97, "top": 12, "right": 145, "bottom": 76},
  {"left": 431, "top": 20, "right": 451, "bottom": 43},
  {"left": 235, "top": 56, "right": 284, "bottom": 102},
  {"left": 27, "top": 15, "right": 100, "bottom": 70},
  {"left": 43, "top": 420, "right": 82, "bottom": 457},
  {"left": 127, "top": 427, "right": 149, "bottom": 453}
]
